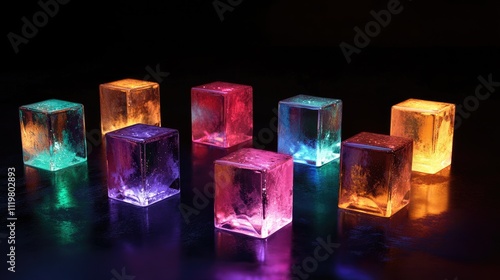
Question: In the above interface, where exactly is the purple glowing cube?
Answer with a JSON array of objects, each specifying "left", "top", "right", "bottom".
[
  {"left": 19, "top": 99, "right": 87, "bottom": 171},
  {"left": 214, "top": 148, "right": 293, "bottom": 239},
  {"left": 278, "top": 94, "right": 342, "bottom": 167},
  {"left": 105, "top": 123, "right": 180, "bottom": 207},
  {"left": 338, "top": 132, "right": 413, "bottom": 217},
  {"left": 191, "top": 81, "right": 253, "bottom": 148}
]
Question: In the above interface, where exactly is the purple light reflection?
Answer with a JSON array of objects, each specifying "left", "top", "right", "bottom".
[{"left": 214, "top": 224, "right": 293, "bottom": 280}]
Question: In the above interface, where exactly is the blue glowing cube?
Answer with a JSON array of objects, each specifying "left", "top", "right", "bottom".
[{"left": 277, "top": 94, "right": 342, "bottom": 167}]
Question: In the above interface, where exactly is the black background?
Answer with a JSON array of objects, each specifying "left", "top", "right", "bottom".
[{"left": 1, "top": 0, "right": 500, "bottom": 279}]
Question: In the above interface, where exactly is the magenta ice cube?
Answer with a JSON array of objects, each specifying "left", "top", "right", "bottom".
[
  {"left": 214, "top": 148, "right": 293, "bottom": 239},
  {"left": 105, "top": 123, "right": 180, "bottom": 207},
  {"left": 191, "top": 81, "right": 253, "bottom": 148},
  {"left": 338, "top": 132, "right": 413, "bottom": 217}
]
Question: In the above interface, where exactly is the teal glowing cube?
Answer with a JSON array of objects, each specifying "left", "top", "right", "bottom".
[
  {"left": 19, "top": 99, "right": 87, "bottom": 171},
  {"left": 278, "top": 95, "right": 342, "bottom": 167}
]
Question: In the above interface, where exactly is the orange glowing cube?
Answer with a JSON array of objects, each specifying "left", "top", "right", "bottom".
[
  {"left": 99, "top": 78, "right": 161, "bottom": 136},
  {"left": 338, "top": 132, "right": 413, "bottom": 218},
  {"left": 390, "top": 98, "right": 455, "bottom": 174}
]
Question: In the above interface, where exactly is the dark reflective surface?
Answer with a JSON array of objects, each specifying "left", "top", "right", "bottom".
[
  {"left": 2, "top": 46, "right": 499, "bottom": 280},
  {"left": 214, "top": 225, "right": 293, "bottom": 280}
]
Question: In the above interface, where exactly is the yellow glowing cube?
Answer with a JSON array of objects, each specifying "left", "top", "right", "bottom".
[
  {"left": 390, "top": 98, "right": 455, "bottom": 174},
  {"left": 99, "top": 78, "right": 161, "bottom": 136}
]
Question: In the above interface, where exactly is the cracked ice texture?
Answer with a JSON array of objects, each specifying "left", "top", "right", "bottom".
[
  {"left": 105, "top": 124, "right": 180, "bottom": 207},
  {"left": 338, "top": 132, "right": 413, "bottom": 217},
  {"left": 214, "top": 148, "right": 293, "bottom": 238},
  {"left": 390, "top": 98, "right": 455, "bottom": 174},
  {"left": 100, "top": 78, "right": 161, "bottom": 136},
  {"left": 19, "top": 99, "right": 87, "bottom": 171},
  {"left": 191, "top": 81, "right": 253, "bottom": 148},
  {"left": 278, "top": 94, "right": 342, "bottom": 167}
]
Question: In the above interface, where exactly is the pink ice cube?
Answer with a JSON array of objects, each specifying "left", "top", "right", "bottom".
[{"left": 214, "top": 148, "right": 293, "bottom": 238}]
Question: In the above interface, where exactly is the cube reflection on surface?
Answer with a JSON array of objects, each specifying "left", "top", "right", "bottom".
[
  {"left": 191, "top": 81, "right": 253, "bottom": 148},
  {"left": 214, "top": 224, "right": 292, "bottom": 279},
  {"left": 19, "top": 99, "right": 87, "bottom": 171},
  {"left": 390, "top": 98, "right": 455, "bottom": 174},
  {"left": 99, "top": 78, "right": 161, "bottom": 136},
  {"left": 214, "top": 148, "right": 293, "bottom": 239},
  {"left": 338, "top": 132, "right": 413, "bottom": 217},
  {"left": 105, "top": 124, "right": 180, "bottom": 207},
  {"left": 278, "top": 94, "right": 342, "bottom": 167},
  {"left": 409, "top": 166, "right": 451, "bottom": 220}
]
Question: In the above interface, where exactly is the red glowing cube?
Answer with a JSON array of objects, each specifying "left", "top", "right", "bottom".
[{"left": 191, "top": 81, "right": 253, "bottom": 148}]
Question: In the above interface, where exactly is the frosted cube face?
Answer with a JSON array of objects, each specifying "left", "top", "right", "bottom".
[
  {"left": 390, "top": 98, "right": 455, "bottom": 174},
  {"left": 100, "top": 78, "right": 161, "bottom": 136},
  {"left": 191, "top": 81, "right": 253, "bottom": 148},
  {"left": 214, "top": 148, "right": 293, "bottom": 239},
  {"left": 278, "top": 94, "right": 342, "bottom": 167},
  {"left": 105, "top": 124, "right": 180, "bottom": 207},
  {"left": 19, "top": 99, "right": 87, "bottom": 171},
  {"left": 338, "top": 132, "right": 413, "bottom": 217}
]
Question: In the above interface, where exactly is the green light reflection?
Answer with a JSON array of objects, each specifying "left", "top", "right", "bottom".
[{"left": 28, "top": 162, "right": 89, "bottom": 246}]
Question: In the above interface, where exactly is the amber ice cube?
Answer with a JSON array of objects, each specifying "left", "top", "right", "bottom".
[
  {"left": 338, "top": 132, "right": 413, "bottom": 217},
  {"left": 99, "top": 78, "right": 161, "bottom": 136},
  {"left": 390, "top": 98, "right": 455, "bottom": 174}
]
